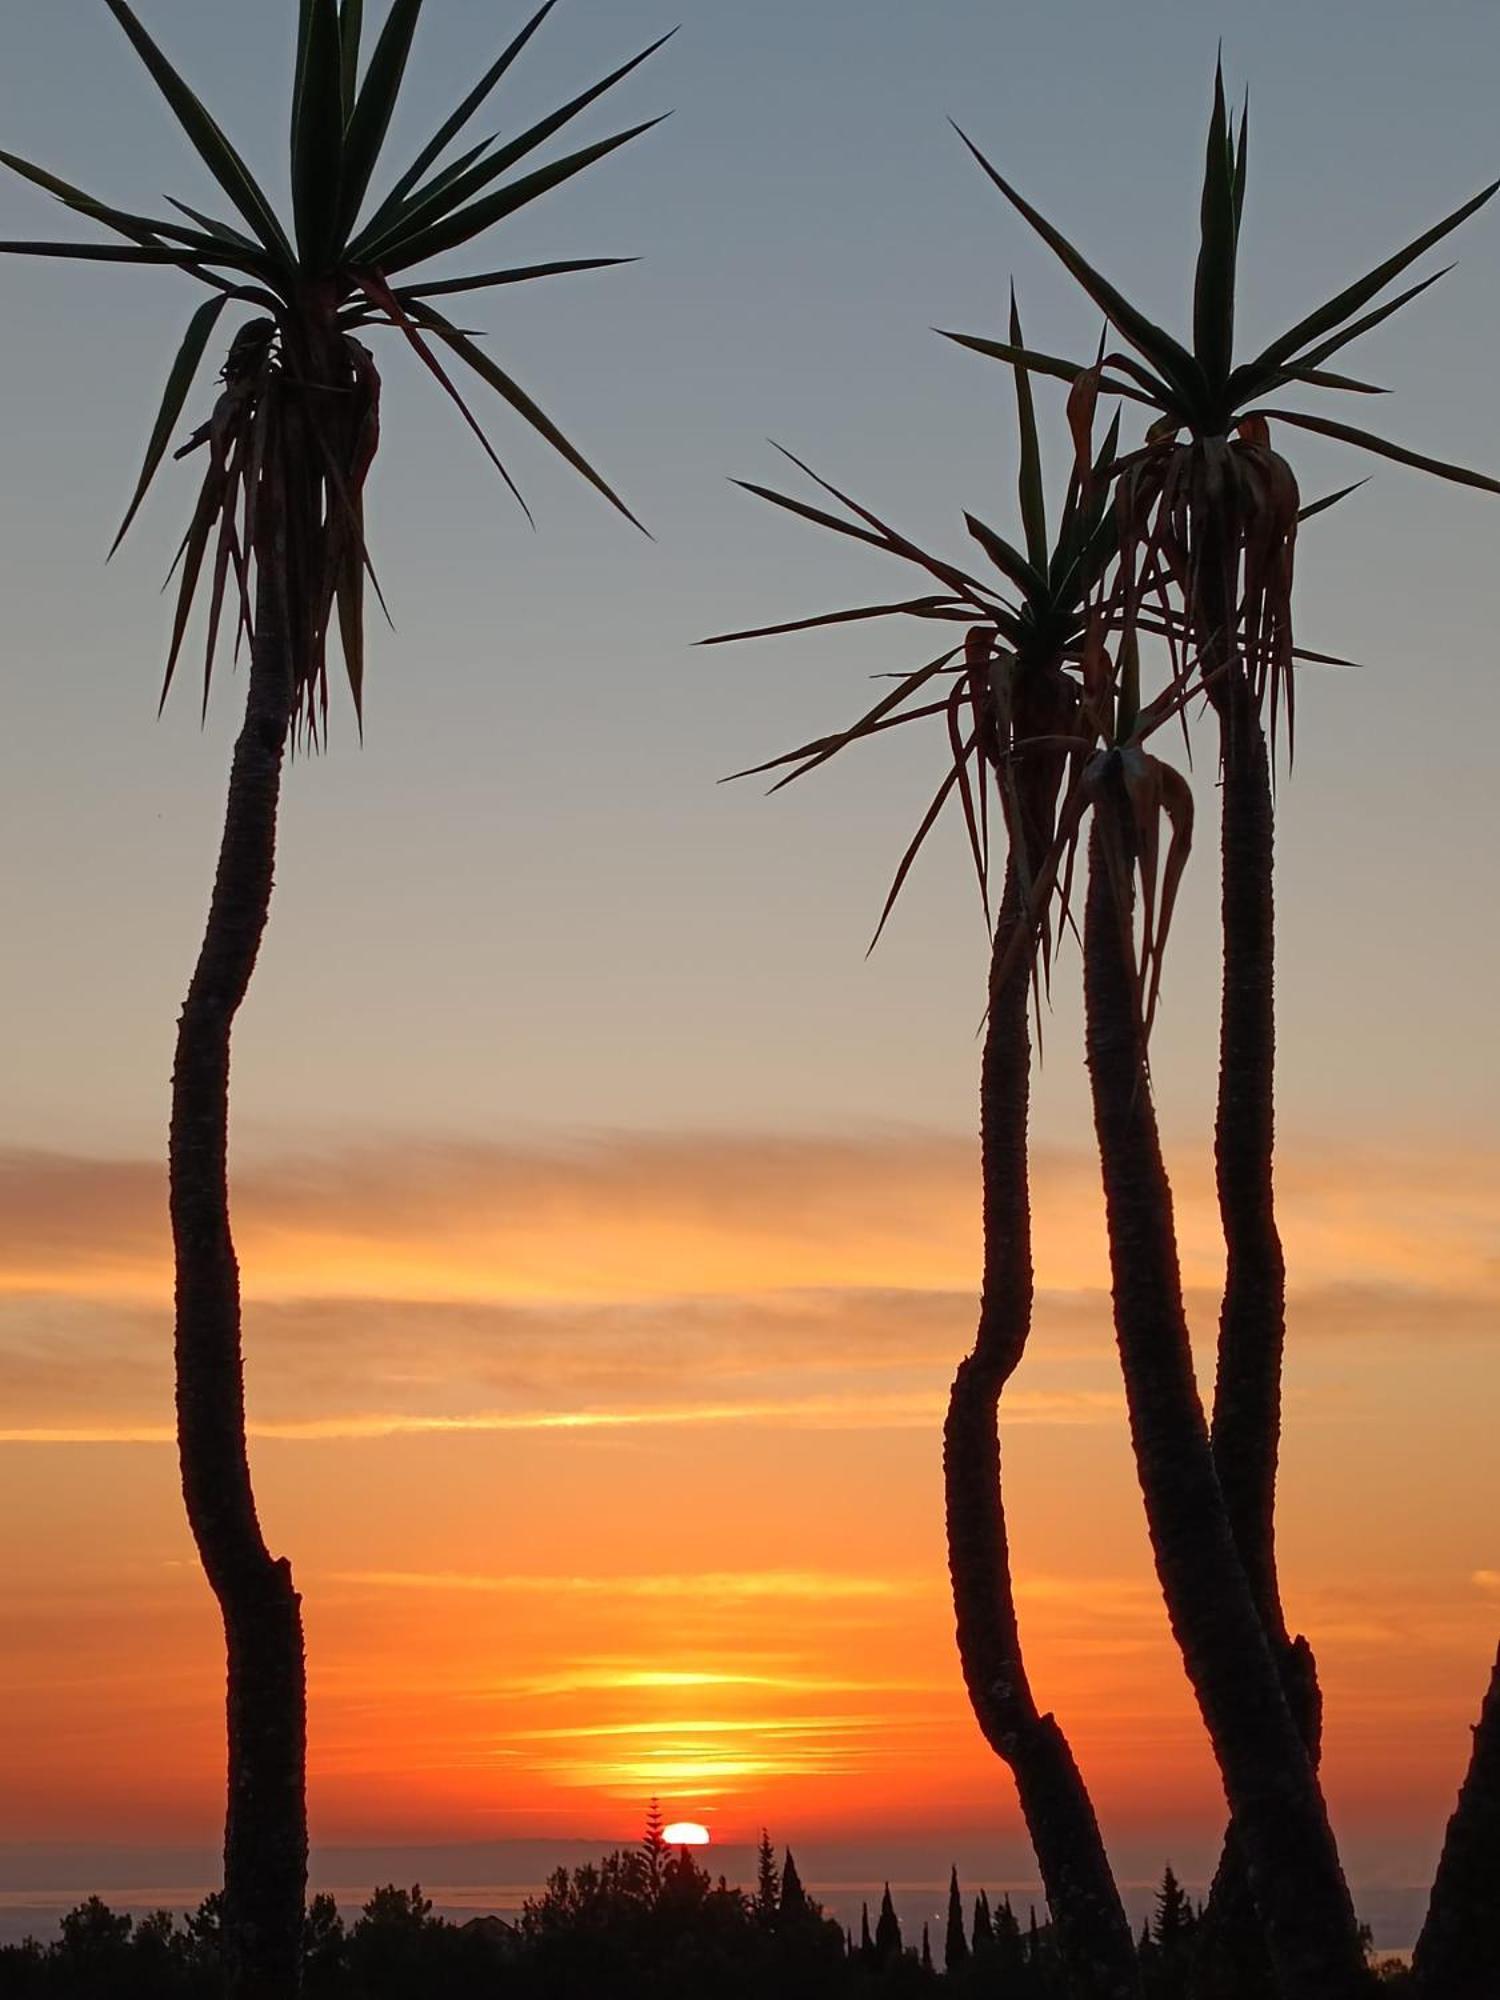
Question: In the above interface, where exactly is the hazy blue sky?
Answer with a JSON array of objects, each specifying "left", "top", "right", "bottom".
[{"left": 1, "top": 0, "right": 1498, "bottom": 1158}]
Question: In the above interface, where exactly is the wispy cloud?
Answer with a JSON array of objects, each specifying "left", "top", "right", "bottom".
[
  {"left": 6, "top": 1128, "right": 1498, "bottom": 1306},
  {"left": 0, "top": 1132, "right": 1493, "bottom": 1445},
  {"left": 0, "top": 1384, "right": 1120, "bottom": 1446},
  {"left": 334, "top": 1569, "right": 926, "bottom": 1602}
]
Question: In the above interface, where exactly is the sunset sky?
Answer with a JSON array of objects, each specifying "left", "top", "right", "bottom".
[{"left": 1, "top": 0, "right": 1499, "bottom": 1945}]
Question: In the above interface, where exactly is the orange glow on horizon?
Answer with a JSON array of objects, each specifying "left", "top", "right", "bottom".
[{"left": 0, "top": 1130, "right": 1496, "bottom": 1876}]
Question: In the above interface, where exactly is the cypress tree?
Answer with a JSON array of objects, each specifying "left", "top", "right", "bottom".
[
  {"left": 642, "top": 1800, "right": 668, "bottom": 1892},
  {"left": 1153, "top": 1868, "right": 1192, "bottom": 1952},
  {"left": 994, "top": 1895, "right": 1025, "bottom": 1979},
  {"left": 756, "top": 1830, "right": 780, "bottom": 1925},
  {"left": 779, "top": 1850, "right": 809, "bottom": 1922},
  {"left": 922, "top": 1922, "right": 934, "bottom": 1973},
  {"left": 1152, "top": 1868, "right": 1194, "bottom": 1998},
  {"left": 973, "top": 1888, "right": 994, "bottom": 1954},
  {"left": 875, "top": 1884, "right": 903, "bottom": 1966},
  {"left": 860, "top": 1902, "right": 873, "bottom": 1962},
  {"left": 946, "top": 1867, "right": 970, "bottom": 1972}
]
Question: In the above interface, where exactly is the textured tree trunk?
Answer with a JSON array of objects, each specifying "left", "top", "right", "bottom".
[
  {"left": 1413, "top": 1643, "right": 1500, "bottom": 1998},
  {"left": 1197, "top": 681, "right": 1325, "bottom": 1994},
  {"left": 945, "top": 862, "right": 1140, "bottom": 2000},
  {"left": 170, "top": 546, "right": 306, "bottom": 1999},
  {"left": 1081, "top": 788, "right": 1368, "bottom": 2000},
  {"left": 1211, "top": 684, "right": 1289, "bottom": 1630},
  {"left": 1198, "top": 600, "right": 1324, "bottom": 1994}
]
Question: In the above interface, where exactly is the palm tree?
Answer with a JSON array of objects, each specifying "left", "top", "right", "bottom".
[
  {"left": 945, "top": 66, "right": 1499, "bottom": 1988},
  {"left": 0, "top": 3, "right": 666, "bottom": 1990},
  {"left": 705, "top": 317, "right": 1143, "bottom": 1998}
]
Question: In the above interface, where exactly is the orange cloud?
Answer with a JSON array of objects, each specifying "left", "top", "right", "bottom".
[{"left": 1, "top": 1129, "right": 1496, "bottom": 1866}]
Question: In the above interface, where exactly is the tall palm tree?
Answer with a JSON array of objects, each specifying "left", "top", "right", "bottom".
[
  {"left": 1, "top": 3, "right": 666, "bottom": 1991},
  {"left": 706, "top": 322, "right": 1144, "bottom": 1998},
  {"left": 944, "top": 68, "right": 1499, "bottom": 1988}
]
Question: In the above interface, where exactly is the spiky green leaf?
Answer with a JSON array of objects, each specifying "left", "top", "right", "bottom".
[
  {"left": 103, "top": 0, "right": 294, "bottom": 261},
  {"left": 729, "top": 648, "right": 958, "bottom": 788},
  {"left": 354, "top": 135, "right": 498, "bottom": 257},
  {"left": 953, "top": 124, "right": 1203, "bottom": 404},
  {"left": 366, "top": 24, "right": 673, "bottom": 263},
  {"left": 939, "top": 328, "right": 1162, "bottom": 405},
  {"left": 337, "top": 0, "right": 424, "bottom": 239},
  {"left": 0, "top": 148, "right": 203, "bottom": 251},
  {"left": 1282, "top": 268, "right": 1450, "bottom": 376},
  {"left": 379, "top": 0, "right": 559, "bottom": 216},
  {"left": 768, "top": 444, "right": 1002, "bottom": 606},
  {"left": 1192, "top": 62, "right": 1237, "bottom": 390},
  {"left": 966, "top": 512, "right": 1045, "bottom": 596},
  {"left": 1297, "top": 478, "right": 1366, "bottom": 523},
  {"left": 164, "top": 196, "right": 265, "bottom": 257},
  {"left": 339, "top": 0, "right": 364, "bottom": 120},
  {"left": 1248, "top": 178, "right": 1499, "bottom": 378},
  {"left": 1231, "top": 94, "right": 1248, "bottom": 231},
  {"left": 1008, "top": 290, "right": 1048, "bottom": 569},
  {"left": 700, "top": 596, "right": 966, "bottom": 647},
  {"left": 1256, "top": 407, "right": 1500, "bottom": 493},
  {"left": 404, "top": 255, "right": 632, "bottom": 300},
  {"left": 732, "top": 479, "right": 897, "bottom": 556},
  {"left": 110, "top": 292, "right": 232, "bottom": 556},
  {"left": 375, "top": 116, "right": 667, "bottom": 274},
  {"left": 291, "top": 0, "right": 345, "bottom": 266},
  {"left": 868, "top": 749, "right": 971, "bottom": 952},
  {"left": 405, "top": 298, "right": 643, "bottom": 528},
  {"left": 0, "top": 237, "right": 214, "bottom": 266},
  {"left": 396, "top": 29, "right": 677, "bottom": 242},
  {"left": 353, "top": 274, "right": 533, "bottom": 521}
]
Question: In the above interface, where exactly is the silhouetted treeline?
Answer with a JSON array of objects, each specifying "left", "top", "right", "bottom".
[{"left": 0, "top": 1840, "right": 1414, "bottom": 2000}]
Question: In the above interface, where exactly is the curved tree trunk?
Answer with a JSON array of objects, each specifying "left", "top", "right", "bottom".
[
  {"left": 1413, "top": 1643, "right": 1500, "bottom": 1997},
  {"left": 945, "top": 862, "right": 1140, "bottom": 2000},
  {"left": 1199, "top": 678, "right": 1324, "bottom": 1994},
  {"left": 1211, "top": 684, "right": 1290, "bottom": 1633},
  {"left": 1081, "top": 790, "right": 1368, "bottom": 2000},
  {"left": 170, "top": 544, "right": 306, "bottom": 1999}
]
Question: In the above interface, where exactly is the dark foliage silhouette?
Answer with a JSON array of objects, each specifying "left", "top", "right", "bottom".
[{"left": 8, "top": 1854, "right": 1370, "bottom": 2000}]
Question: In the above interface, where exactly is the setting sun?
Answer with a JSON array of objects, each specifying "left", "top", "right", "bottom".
[{"left": 663, "top": 1821, "right": 711, "bottom": 1846}]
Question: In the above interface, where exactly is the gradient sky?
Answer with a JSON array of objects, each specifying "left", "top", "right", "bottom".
[{"left": 1, "top": 0, "right": 1498, "bottom": 1934}]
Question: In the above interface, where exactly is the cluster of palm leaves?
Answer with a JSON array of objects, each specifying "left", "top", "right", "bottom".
[
  {"left": 716, "top": 63, "right": 1500, "bottom": 2000},
  {"left": 2, "top": 0, "right": 655, "bottom": 732}
]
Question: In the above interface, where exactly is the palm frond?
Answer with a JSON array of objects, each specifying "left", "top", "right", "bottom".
[
  {"left": 377, "top": 0, "right": 559, "bottom": 217},
  {"left": 1246, "top": 178, "right": 1498, "bottom": 380},
  {"left": 1254, "top": 408, "right": 1500, "bottom": 493},
  {"left": 369, "top": 116, "right": 668, "bottom": 273},
  {"left": 335, "top": 0, "right": 425, "bottom": 241},
  {"left": 953, "top": 123, "right": 1202, "bottom": 405},
  {"left": 103, "top": 0, "right": 294, "bottom": 260},
  {"left": 112, "top": 293, "right": 234, "bottom": 556},
  {"left": 403, "top": 297, "right": 645, "bottom": 529}
]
